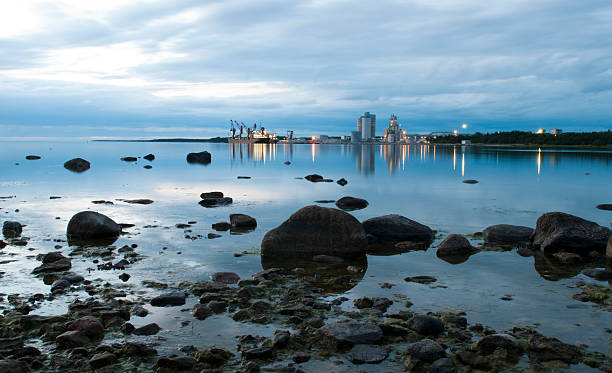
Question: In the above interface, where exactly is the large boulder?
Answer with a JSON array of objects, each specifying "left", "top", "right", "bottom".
[
  {"left": 436, "top": 234, "right": 477, "bottom": 264},
  {"left": 64, "top": 158, "right": 90, "bottom": 172},
  {"left": 530, "top": 212, "right": 610, "bottom": 254},
  {"left": 186, "top": 151, "right": 211, "bottom": 164},
  {"left": 2, "top": 221, "right": 22, "bottom": 238},
  {"left": 67, "top": 211, "right": 121, "bottom": 246},
  {"left": 483, "top": 224, "right": 533, "bottom": 245},
  {"left": 335, "top": 196, "right": 368, "bottom": 211},
  {"left": 261, "top": 205, "right": 367, "bottom": 258},
  {"left": 362, "top": 214, "right": 433, "bottom": 243}
]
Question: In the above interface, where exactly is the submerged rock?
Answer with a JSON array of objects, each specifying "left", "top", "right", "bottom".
[
  {"left": 581, "top": 268, "right": 612, "bottom": 281},
  {"left": 408, "top": 315, "right": 444, "bottom": 336},
  {"left": 349, "top": 344, "right": 388, "bottom": 364},
  {"left": 121, "top": 157, "right": 137, "bottom": 162},
  {"left": 200, "top": 191, "right": 224, "bottom": 199},
  {"left": 477, "top": 334, "right": 521, "bottom": 357},
  {"left": 199, "top": 197, "right": 233, "bottom": 207},
  {"left": 436, "top": 234, "right": 477, "bottom": 263},
  {"left": 261, "top": 205, "right": 367, "bottom": 258},
  {"left": 64, "top": 158, "right": 90, "bottom": 172},
  {"left": 143, "top": 153, "right": 155, "bottom": 161},
  {"left": 483, "top": 224, "right": 533, "bottom": 245},
  {"left": 531, "top": 212, "right": 610, "bottom": 254},
  {"left": 528, "top": 334, "right": 582, "bottom": 364},
  {"left": 230, "top": 214, "right": 257, "bottom": 230},
  {"left": 122, "top": 199, "right": 154, "bottom": 205},
  {"left": 335, "top": 196, "right": 368, "bottom": 211},
  {"left": 462, "top": 179, "right": 478, "bottom": 184},
  {"left": 596, "top": 204, "right": 612, "bottom": 211},
  {"left": 150, "top": 292, "right": 187, "bottom": 307},
  {"left": 133, "top": 323, "right": 161, "bottom": 336},
  {"left": 2, "top": 221, "right": 22, "bottom": 238},
  {"left": 336, "top": 178, "right": 348, "bottom": 186},
  {"left": 362, "top": 214, "right": 433, "bottom": 243},
  {"left": 25, "top": 155, "right": 41, "bottom": 160},
  {"left": 305, "top": 174, "right": 323, "bottom": 182},
  {"left": 67, "top": 211, "right": 121, "bottom": 246},
  {"left": 212, "top": 222, "right": 231, "bottom": 231},
  {"left": 317, "top": 322, "right": 383, "bottom": 349},
  {"left": 186, "top": 151, "right": 211, "bottom": 164},
  {"left": 211, "top": 272, "right": 240, "bottom": 284},
  {"left": 405, "top": 339, "right": 446, "bottom": 363}
]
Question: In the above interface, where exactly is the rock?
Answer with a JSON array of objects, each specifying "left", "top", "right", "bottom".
[
  {"left": 64, "top": 158, "right": 90, "bottom": 172},
  {"left": 379, "top": 323, "right": 410, "bottom": 336},
  {"left": 404, "top": 276, "right": 437, "bottom": 284},
  {"left": 531, "top": 212, "right": 610, "bottom": 254},
  {"left": 32, "top": 252, "right": 71, "bottom": 273},
  {"left": 317, "top": 322, "right": 383, "bottom": 349},
  {"left": 292, "top": 352, "right": 310, "bottom": 363},
  {"left": 90, "top": 352, "right": 118, "bottom": 369},
  {"left": 212, "top": 222, "right": 231, "bottom": 231},
  {"left": 284, "top": 161, "right": 291, "bottom": 165},
  {"left": 121, "top": 157, "right": 137, "bottom": 162},
  {"left": 274, "top": 331, "right": 290, "bottom": 347},
  {"left": 201, "top": 191, "right": 224, "bottom": 198},
  {"left": 143, "top": 154, "right": 155, "bottom": 161},
  {"left": 477, "top": 334, "right": 521, "bottom": 357},
  {"left": 349, "top": 344, "right": 388, "bottom": 364},
  {"left": 56, "top": 330, "right": 89, "bottom": 348},
  {"left": 68, "top": 316, "right": 105, "bottom": 338},
  {"left": 517, "top": 247, "right": 535, "bottom": 257},
  {"left": 150, "top": 292, "right": 187, "bottom": 307},
  {"left": 237, "top": 176, "right": 251, "bottom": 179},
  {"left": 131, "top": 306, "right": 149, "bottom": 317},
  {"left": 405, "top": 339, "right": 446, "bottom": 363},
  {"left": 120, "top": 342, "right": 157, "bottom": 357},
  {"left": 144, "top": 165, "right": 152, "bottom": 169},
  {"left": 596, "top": 204, "right": 612, "bottom": 211},
  {"left": 208, "top": 233, "right": 221, "bottom": 239},
  {"left": 25, "top": 155, "right": 41, "bottom": 160},
  {"left": 192, "top": 304, "right": 212, "bottom": 320},
  {"left": 92, "top": 200, "right": 113, "bottom": 205},
  {"left": 60, "top": 273, "right": 83, "bottom": 284},
  {"left": 362, "top": 214, "right": 433, "bottom": 243},
  {"left": 582, "top": 268, "right": 612, "bottom": 281},
  {"left": 243, "top": 346, "right": 273, "bottom": 360},
  {"left": 607, "top": 236, "right": 612, "bottom": 259},
  {"left": 0, "top": 240, "right": 6, "bottom": 248},
  {"left": 483, "top": 224, "right": 534, "bottom": 245},
  {"left": 211, "top": 272, "right": 240, "bottom": 284},
  {"left": 207, "top": 301, "right": 228, "bottom": 313},
  {"left": 528, "top": 334, "right": 581, "bottom": 364},
  {"left": 119, "top": 273, "right": 131, "bottom": 282},
  {"left": 199, "top": 197, "right": 233, "bottom": 207},
  {"left": 2, "top": 221, "right": 22, "bottom": 238},
  {"left": 337, "top": 178, "right": 348, "bottom": 186},
  {"left": 462, "top": 179, "right": 478, "bottom": 184},
  {"left": 51, "top": 279, "right": 71, "bottom": 291},
  {"left": 261, "top": 205, "right": 367, "bottom": 258},
  {"left": 553, "top": 251, "right": 582, "bottom": 263},
  {"left": 436, "top": 234, "right": 477, "bottom": 263},
  {"left": 67, "top": 211, "right": 121, "bottom": 245},
  {"left": 354, "top": 297, "right": 373, "bottom": 309},
  {"left": 313, "top": 255, "right": 344, "bottom": 264},
  {"left": 186, "top": 151, "right": 211, "bottom": 164},
  {"left": 394, "top": 241, "right": 430, "bottom": 251},
  {"left": 230, "top": 214, "right": 257, "bottom": 229},
  {"left": 133, "top": 323, "right": 161, "bottom": 336},
  {"left": 427, "top": 358, "right": 456, "bottom": 373},
  {"left": 156, "top": 355, "right": 196, "bottom": 370},
  {"left": 408, "top": 315, "right": 444, "bottom": 336},
  {"left": 123, "top": 199, "right": 153, "bottom": 204},
  {"left": 305, "top": 174, "right": 323, "bottom": 182},
  {"left": 335, "top": 196, "right": 369, "bottom": 211},
  {"left": 456, "top": 349, "right": 490, "bottom": 370},
  {"left": 0, "top": 360, "right": 29, "bottom": 373},
  {"left": 237, "top": 285, "right": 265, "bottom": 299}
]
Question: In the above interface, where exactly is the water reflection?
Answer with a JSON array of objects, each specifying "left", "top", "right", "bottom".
[
  {"left": 533, "top": 252, "right": 607, "bottom": 281},
  {"left": 229, "top": 143, "right": 277, "bottom": 165}
]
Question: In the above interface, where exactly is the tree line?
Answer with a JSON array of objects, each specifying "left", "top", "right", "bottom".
[{"left": 430, "top": 130, "right": 612, "bottom": 146}]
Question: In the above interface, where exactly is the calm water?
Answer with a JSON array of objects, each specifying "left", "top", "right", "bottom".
[{"left": 0, "top": 141, "right": 610, "bottom": 363}]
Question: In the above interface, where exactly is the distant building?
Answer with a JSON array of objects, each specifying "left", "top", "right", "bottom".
[
  {"left": 383, "top": 114, "right": 404, "bottom": 143},
  {"left": 357, "top": 112, "right": 376, "bottom": 140},
  {"left": 350, "top": 131, "right": 362, "bottom": 143},
  {"left": 550, "top": 129, "right": 562, "bottom": 135},
  {"left": 536, "top": 128, "right": 546, "bottom": 134}
]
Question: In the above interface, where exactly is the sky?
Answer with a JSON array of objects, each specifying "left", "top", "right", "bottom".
[{"left": 1, "top": 0, "right": 611, "bottom": 139}]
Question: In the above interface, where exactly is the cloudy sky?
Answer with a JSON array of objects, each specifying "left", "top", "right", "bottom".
[{"left": 1, "top": 0, "right": 611, "bottom": 139}]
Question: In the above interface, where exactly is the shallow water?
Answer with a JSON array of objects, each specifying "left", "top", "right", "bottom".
[{"left": 0, "top": 141, "right": 610, "bottom": 363}]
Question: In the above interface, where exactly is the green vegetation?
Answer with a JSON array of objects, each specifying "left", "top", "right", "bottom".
[
  {"left": 148, "top": 137, "right": 228, "bottom": 143},
  {"left": 430, "top": 130, "right": 612, "bottom": 147}
]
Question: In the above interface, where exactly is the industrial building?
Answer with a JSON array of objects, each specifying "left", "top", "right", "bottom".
[{"left": 357, "top": 112, "right": 376, "bottom": 140}]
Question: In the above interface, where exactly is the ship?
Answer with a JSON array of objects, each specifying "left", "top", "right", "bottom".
[{"left": 228, "top": 120, "right": 278, "bottom": 144}]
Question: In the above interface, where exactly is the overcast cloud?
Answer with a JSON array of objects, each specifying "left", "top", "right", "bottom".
[{"left": 1, "top": 0, "right": 611, "bottom": 138}]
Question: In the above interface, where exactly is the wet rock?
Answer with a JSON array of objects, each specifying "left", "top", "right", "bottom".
[
  {"left": 32, "top": 252, "right": 71, "bottom": 273},
  {"left": 379, "top": 323, "right": 410, "bottom": 336},
  {"left": 56, "top": 330, "right": 90, "bottom": 348},
  {"left": 531, "top": 212, "right": 610, "bottom": 254},
  {"left": 186, "top": 151, "right": 211, "bottom": 164},
  {"left": 150, "top": 292, "right": 187, "bottom": 307},
  {"left": 313, "top": 255, "right": 344, "bottom": 264},
  {"left": 477, "top": 333, "right": 521, "bottom": 357},
  {"left": 123, "top": 199, "right": 153, "bottom": 205},
  {"left": 394, "top": 241, "right": 430, "bottom": 251},
  {"left": 243, "top": 346, "right": 273, "bottom": 360},
  {"left": 0, "top": 360, "right": 29, "bottom": 373},
  {"left": 207, "top": 301, "right": 228, "bottom": 313},
  {"left": 596, "top": 204, "right": 612, "bottom": 211},
  {"left": 120, "top": 342, "right": 157, "bottom": 357},
  {"left": 238, "top": 285, "right": 265, "bottom": 299},
  {"left": 144, "top": 165, "right": 152, "bottom": 169},
  {"left": 51, "top": 279, "right": 71, "bottom": 292},
  {"left": 337, "top": 178, "right": 348, "bottom": 186},
  {"left": 607, "top": 236, "right": 611, "bottom": 259},
  {"left": 349, "top": 344, "right": 388, "bottom": 364},
  {"left": 25, "top": 155, "right": 41, "bottom": 160},
  {"left": 436, "top": 234, "right": 477, "bottom": 263},
  {"left": 362, "top": 214, "right": 433, "bottom": 243},
  {"left": 335, "top": 196, "right": 369, "bottom": 211},
  {"left": 517, "top": 247, "right": 535, "bottom": 257},
  {"left": 405, "top": 339, "right": 446, "bottom": 363},
  {"left": 237, "top": 176, "right": 251, "bottom": 179},
  {"left": 211, "top": 272, "right": 240, "bottom": 284},
  {"left": 483, "top": 224, "right": 534, "bottom": 245},
  {"left": 292, "top": 352, "right": 311, "bottom": 363},
  {"left": 284, "top": 161, "right": 291, "bottom": 165},
  {"left": 156, "top": 355, "right": 196, "bottom": 370},
  {"left": 405, "top": 275, "right": 437, "bottom": 284},
  {"left": 232, "top": 310, "right": 251, "bottom": 321},
  {"left": 200, "top": 197, "right": 233, "bottom": 207},
  {"left": 92, "top": 200, "right": 113, "bottom": 205},
  {"left": 196, "top": 347, "right": 233, "bottom": 365},
  {"left": 192, "top": 304, "right": 212, "bottom": 320},
  {"left": 274, "top": 330, "right": 290, "bottom": 347},
  {"left": 143, "top": 154, "right": 155, "bottom": 161},
  {"left": 442, "top": 315, "right": 467, "bottom": 328},
  {"left": 261, "top": 205, "right": 367, "bottom": 258},
  {"left": 318, "top": 322, "right": 383, "bottom": 349},
  {"left": 230, "top": 214, "right": 257, "bottom": 229},
  {"left": 64, "top": 158, "right": 90, "bottom": 172},
  {"left": 121, "top": 156, "right": 137, "bottom": 162},
  {"left": 528, "top": 334, "right": 581, "bottom": 364},
  {"left": 354, "top": 297, "right": 373, "bottom": 309},
  {"left": 68, "top": 316, "right": 105, "bottom": 338},
  {"left": 131, "top": 305, "right": 149, "bottom": 317},
  {"left": 408, "top": 315, "right": 445, "bottom": 336},
  {"left": 201, "top": 191, "right": 224, "bottom": 199},
  {"left": 456, "top": 350, "right": 490, "bottom": 370},
  {"left": 207, "top": 233, "right": 221, "bottom": 239},
  {"left": 61, "top": 273, "right": 84, "bottom": 283},
  {"left": 133, "top": 323, "right": 161, "bottom": 336},
  {"left": 0, "top": 240, "right": 6, "bottom": 248},
  {"left": 305, "top": 174, "right": 323, "bottom": 182},
  {"left": 2, "top": 221, "right": 22, "bottom": 238},
  {"left": 212, "top": 222, "right": 231, "bottom": 231},
  {"left": 90, "top": 352, "right": 118, "bottom": 369},
  {"left": 119, "top": 273, "right": 130, "bottom": 282},
  {"left": 553, "top": 251, "right": 582, "bottom": 263},
  {"left": 67, "top": 211, "right": 121, "bottom": 246},
  {"left": 462, "top": 179, "right": 478, "bottom": 184},
  {"left": 582, "top": 268, "right": 612, "bottom": 281},
  {"left": 427, "top": 358, "right": 456, "bottom": 373}
]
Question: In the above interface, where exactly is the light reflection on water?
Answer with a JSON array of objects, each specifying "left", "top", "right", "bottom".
[{"left": 0, "top": 140, "right": 611, "bottom": 355}]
